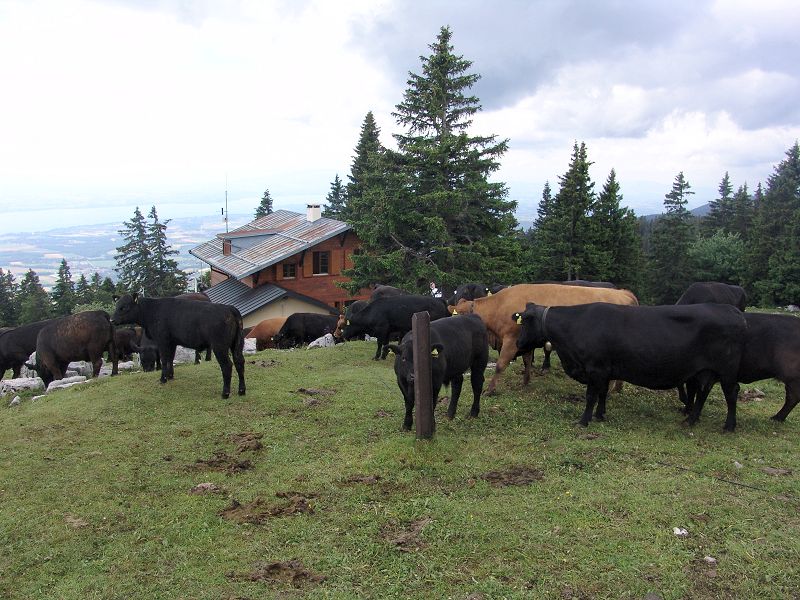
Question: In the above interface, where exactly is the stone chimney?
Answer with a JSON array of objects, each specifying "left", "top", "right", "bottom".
[{"left": 307, "top": 204, "right": 321, "bottom": 222}]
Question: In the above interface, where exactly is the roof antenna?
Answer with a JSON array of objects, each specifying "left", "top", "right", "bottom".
[{"left": 222, "top": 173, "right": 229, "bottom": 233}]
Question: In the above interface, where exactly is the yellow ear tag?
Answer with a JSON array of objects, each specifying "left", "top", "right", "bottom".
[
  {"left": 516, "top": 314, "right": 523, "bottom": 325},
  {"left": 487, "top": 290, "right": 492, "bottom": 296},
  {"left": 346, "top": 320, "right": 350, "bottom": 325},
  {"left": 431, "top": 349, "right": 439, "bottom": 357},
  {"left": 452, "top": 309, "right": 458, "bottom": 315}
]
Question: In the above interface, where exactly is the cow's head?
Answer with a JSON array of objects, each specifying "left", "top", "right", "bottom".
[
  {"left": 111, "top": 293, "right": 142, "bottom": 326},
  {"left": 24, "top": 357, "right": 53, "bottom": 386},
  {"left": 515, "top": 302, "right": 548, "bottom": 353},
  {"left": 388, "top": 339, "right": 445, "bottom": 387}
]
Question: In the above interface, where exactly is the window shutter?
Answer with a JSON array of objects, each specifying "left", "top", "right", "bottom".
[
  {"left": 276, "top": 263, "right": 284, "bottom": 280},
  {"left": 303, "top": 255, "right": 313, "bottom": 277},
  {"left": 331, "top": 250, "right": 342, "bottom": 275}
]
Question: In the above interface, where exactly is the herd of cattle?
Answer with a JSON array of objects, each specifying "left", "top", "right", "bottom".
[{"left": 1, "top": 280, "right": 799, "bottom": 433}]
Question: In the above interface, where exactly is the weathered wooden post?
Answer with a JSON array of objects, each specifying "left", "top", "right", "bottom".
[{"left": 412, "top": 311, "right": 434, "bottom": 440}]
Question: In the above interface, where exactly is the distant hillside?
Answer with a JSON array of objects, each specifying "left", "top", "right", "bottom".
[
  {"left": 518, "top": 203, "right": 711, "bottom": 231},
  {"left": 0, "top": 214, "right": 251, "bottom": 288}
]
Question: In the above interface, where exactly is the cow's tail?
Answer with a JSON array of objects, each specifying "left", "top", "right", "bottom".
[
  {"left": 231, "top": 309, "right": 245, "bottom": 361},
  {"left": 104, "top": 313, "right": 119, "bottom": 375}
]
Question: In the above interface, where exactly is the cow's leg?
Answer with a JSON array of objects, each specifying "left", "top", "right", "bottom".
[
  {"left": 160, "top": 344, "right": 176, "bottom": 383},
  {"left": 486, "top": 337, "right": 518, "bottom": 396},
  {"left": 720, "top": 378, "right": 740, "bottom": 432},
  {"left": 686, "top": 372, "right": 714, "bottom": 425},
  {"left": 541, "top": 345, "right": 551, "bottom": 371},
  {"left": 374, "top": 337, "right": 384, "bottom": 361},
  {"left": 579, "top": 384, "right": 599, "bottom": 427},
  {"left": 772, "top": 380, "right": 800, "bottom": 421},
  {"left": 593, "top": 382, "right": 610, "bottom": 421},
  {"left": 468, "top": 365, "right": 485, "bottom": 418},
  {"left": 522, "top": 352, "right": 532, "bottom": 386},
  {"left": 108, "top": 338, "right": 118, "bottom": 376},
  {"left": 205, "top": 348, "right": 212, "bottom": 362},
  {"left": 194, "top": 350, "right": 201, "bottom": 365},
  {"left": 12, "top": 364, "right": 22, "bottom": 378},
  {"left": 232, "top": 341, "right": 246, "bottom": 396},
  {"left": 213, "top": 346, "right": 233, "bottom": 399},
  {"left": 400, "top": 379, "right": 414, "bottom": 431},
  {"left": 91, "top": 357, "right": 103, "bottom": 377},
  {"left": 447, "top": 375, "right": 464, "bottom": 420}
]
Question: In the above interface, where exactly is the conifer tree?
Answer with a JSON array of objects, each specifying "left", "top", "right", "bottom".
[
  {"left": 588, "top": 169, "right": 641, "bottom": 287},
  {"left": 255, "top": 189, "right": 274, "bottom": 219},
  {"left": 346, "top": 111, "right": 383, "bottom": 206},
  {"left": 17, "top": 269, "right": 51, "bottom": 324},
  {"left": 528, "top": 181, "right": 563, "bottom": 281},
  {"left": 0, "top": 268, "right": 18, "bottom": 326},
  {"left": 729, "top": 183, "right": 754, "bottom": 241},
  {"left": 346, "top": 26, "right": 520, "bottom": 292},
  {"left": 647, "top": 172, "right": 696, "bottom": 303},
  {"left": 549, "top": 142, "right": 595, "bottom": 280},
  {"left": 146, "top": 206, "right": 187, "bottom": 297},
  {"left": 51, "top": 259, "right": 75, "bottom": 316},
  {"left": 322, "top": 174, "right": 347, "bottom": 220},
  {"left": 115, "top": 207, "right": 150, "bottom": 294},
  {"left": 701, "top": 172, "right": 734, "bottom": 236},
  {"left": 75, "top": 274, "right": 91, "bottom": 306}
]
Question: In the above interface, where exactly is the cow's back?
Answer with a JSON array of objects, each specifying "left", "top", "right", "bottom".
[
  {"left": 38, "top": 311, "right": 114, "bottom": 360},
  {"left": 368, "top": 295, "right": 450, "bottom": 328},
  {"left": 246, "top": 317, "right": 288, "bottom": 350},
  {"left": 676, "top": 282, "right": 747, "bottom": 311},
  {"left": 463, "top": 283, "right": 638, "bottom": 338}
]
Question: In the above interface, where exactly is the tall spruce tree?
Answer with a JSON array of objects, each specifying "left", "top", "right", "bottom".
[
  {"left": 549, "top": 142, "right": 595, "bottom": 280},
  {"left": 346, "top": 26, "right": 520, "bottom": 292},
  {"left": 115, "top": 207, "right": 150, "bottom": 294},
  {"left": 588, "top": 169, "right": 641, "bottom": 287},
  {"left": 701, "top": 172, "right": 734, "bottom": 236},
  {"left": 647, "top": 172, "right": 696, "bottom": 303},
  {"left": 146, "top": 206, "right": 187, "bottom": 297},
  {"left": 75, "top": 274, "right": 91, "bottom": 306},
  {"left": 51, "top": 258, "right": 75, "bottom": 316},
  {"left": 0, "top": 268, "right": 18, "bottom": 326},
  {"left": 527, "top": 181, "right": 563, "bottom": 281},
  {"left": 17, "top": 269, "right": 51, "bottom": 324},
  {"left": 255, "top": 189, "right": 274, "bottom": 219},
  {"left": 322, "top": 174, "right": 347, "bottom": 220},
  {"left": 346, "top": 111, "right": 384, "bottom": 207}
]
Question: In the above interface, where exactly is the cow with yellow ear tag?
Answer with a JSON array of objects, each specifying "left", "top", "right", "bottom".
[{"left": 386, "top": 314, "right": 488, "bottom": 431}]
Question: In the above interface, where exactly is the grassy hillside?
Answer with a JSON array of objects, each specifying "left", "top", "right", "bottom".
[{"left": 1, "top": 341, "right": 798, "bottom": 599}]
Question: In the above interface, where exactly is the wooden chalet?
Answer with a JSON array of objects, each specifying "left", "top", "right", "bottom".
[{"left": 189, "top": 205, "right": 369, "bottom": 327}]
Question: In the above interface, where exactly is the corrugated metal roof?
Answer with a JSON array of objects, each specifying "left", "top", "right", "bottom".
[
  {"left": 189, "top": 209, "right": 350, "bottom": 280},
  {"left": 205, "top": 278, "right": 336, "bottom": 316}
]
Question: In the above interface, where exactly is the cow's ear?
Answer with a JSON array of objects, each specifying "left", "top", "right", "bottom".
[
  {"left": 431, "top": 343, "right": 444, "bottom": 357},
  {"left": 113, "top": 295, "right": 119, "bottom": 302},
  {"left": 132, "top": 293, "right": 139, "bottom": 303}
]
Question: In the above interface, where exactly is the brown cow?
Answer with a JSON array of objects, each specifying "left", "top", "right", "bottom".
[
  {"left": 453, "top": 283, "right": 639, "bottom": 395},
  {"left": 245, "top": 317, "right": 288, "bottom": 351}
]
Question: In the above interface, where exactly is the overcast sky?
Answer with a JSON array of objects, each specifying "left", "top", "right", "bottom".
[{"left": 1, "top": 0, "right": 799, "bottom": 234}]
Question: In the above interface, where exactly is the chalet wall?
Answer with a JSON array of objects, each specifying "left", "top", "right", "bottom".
[
  {"left": 211, "top": 268, "right": 228, "bottom": 287},
  {"left": 242, "top": 297, "right": 332, "bottom": 328},
  {"left": 251, "top": 232, "right": 370, "bottom": 311}
]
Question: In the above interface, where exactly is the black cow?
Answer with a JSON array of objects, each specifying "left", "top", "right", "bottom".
[
  {"left": 341, "top": 295, "right": 451, "bottom": 360},
  {"left": 676, "top": 282, "right": 747, "bottom": 311},
  {"left": 369, "top": 285, "right": 409, "bottom": 302},
  {"left": 0, "top": 319, "right": 55, "bottom": 379},
  {"left": 516, "top": 302, "right": 747, "bottom": 430},
  {"left": 114, "top": 327, "right": 142, "bottom": 361},
  {"left": 334, "top": 300, "right": 370, "bottom": 340},
  {"left": 387, "top": 314, "right": 488, "bottom": 431},
  {"left": 446, "top": 283, "right": 493, "bottom": 307},
  {"left": 272, "top": 313, "right": 340, "bottom": 348},
  {"left": 26, "top": 311, "right": 118, "bottom": 386},
  {"left": 111, "top": 294, "right": 245, "bottom": 399},
  {"left": 176, "top": 291, "right": 213, "bottom": 363},
  {"left": 132, "top": 332, "right": 161, "bottom": 372}
]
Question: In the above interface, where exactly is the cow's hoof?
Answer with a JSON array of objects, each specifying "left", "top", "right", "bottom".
[
  {"left": 770, "top": 414, "right": 786, "bottom": 422},
  {"left": 595, "top": 414, "right": 605, "bottom": 422},
  {"left": 402, "top": 424, "right": 412, "bottom": 432},
  {"left": 238, "top": 389, "right": 246, "bottom": 396},
  {"left": 576, "top": 419, "right": 589, "bottom": 427},
  {"left": 222, "top": 392, "right": 230, "bottom": 399},
  {"left": 160, "top": 378, "right": 168, "bottom": 384}
]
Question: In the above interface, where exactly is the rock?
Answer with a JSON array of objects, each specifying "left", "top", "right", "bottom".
[
  {"left": 173, "top": 346, "right": 197, "bottom": 365},
  {"left": 47, "top": 376, "right": 87, "bottom": 392},
  {"left": 67, "top": 361, "right": 95, "bottom": 377},
  {"left": 243, "top": 338, "right": 257, "bottom": 354},
  {"left": 1, "top": 377, "right": 45, "bottom": 396},
  {"left": 308, "top": 333, "right": 336, "bottom": 349},
  {"left": 786, "top": 304, "right": 800, "bottom": 312},
  {"left": 31, "top": 394, "right": 46, "bottom": 402},
  {"left": 733, "top": 461, "right": 743, "bottom": 469},
  {"left": 9, "top": 396, "right": 20, "bottom": 407},
  {"left": 672, "top": 527, "right": 689, "bottom": 537},
  {"left": 703, "top": 556, "right": 718, "bottom": 565}
]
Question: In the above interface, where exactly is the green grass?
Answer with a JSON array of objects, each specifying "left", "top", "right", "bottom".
[{"left": 1, "top": 342, "right": 798, "bottom": 599}]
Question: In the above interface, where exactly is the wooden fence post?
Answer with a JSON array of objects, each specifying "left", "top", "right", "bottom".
[{"left": 413, "top": 311, "right": 434, "bottom": 440}]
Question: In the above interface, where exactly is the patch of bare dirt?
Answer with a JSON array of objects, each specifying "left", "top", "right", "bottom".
[
  {"left": 762, "top": 466, "right": 792, "bottom": 476},
  {"left": 64, "top": 514, "right": 89, "bottom": 529},
  {"left": 738, "top": 388, "right": 765, "bottom": 402},
  {"left": 230, "top": 432, "right": 264, "bottom": 453},
  {"left": 563, "top": 393, "right": 583, "bottom": 403},
  {"left": 295, "top": 387, "right": 335, "bottom": 397},
  {"left": 228, "top": 559, "right": 327, "bottom": 587},
  {"left": 248, "top": 359, "right": 278, "bottom": 368},
  {"left": 481, "top": 466, "right": 544, "bottom": 487},
  {"left": 220, "top": 492, "right": 317, "bottom": 524},
  {"left": 342, "top": 474, "right": 381, "bottom": 485},
  {"left": 579, "top": 432, "right": 601, "bottom": 440},
  {"left": 189, "top": 451, "right": 253, "bottom": 475},
  {"left": 374, "top": 409, "right": 391, "bottom": 418},
  {"left": 189, "top": 482, "right": 224, "bottom": 495},
  {"left": 382, "top": 517, "right": 432, "bottom": 552}
]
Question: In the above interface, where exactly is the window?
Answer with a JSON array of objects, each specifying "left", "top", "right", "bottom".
[
  {"left": 282, "top": 263, "right": 296, "bottom": 278},
  {"left": 313, "top": 251, "right": 329, "bottom": 275}
]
